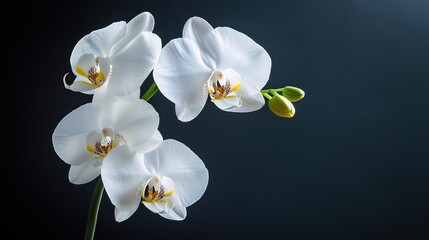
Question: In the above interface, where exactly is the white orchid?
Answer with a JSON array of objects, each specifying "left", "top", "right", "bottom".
[
  {"left": 153, "top": 17, "right": 271, "bottom": 121},
  {"left": 64, "top": 11, "right": 161, "bottom": 97},
  {"left": 101, "top": 139, "right": 209, "bottom": 221},
  {"left": 52, "top": 95, "right": 162, "bottom": 184}
]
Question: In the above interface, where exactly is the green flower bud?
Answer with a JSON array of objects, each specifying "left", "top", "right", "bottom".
[
  {"left": 282, "top": 86, "right": 305, "bottom": 102},
  {"left": 268, "top": 93, "right": 295, "bottom": 118}
]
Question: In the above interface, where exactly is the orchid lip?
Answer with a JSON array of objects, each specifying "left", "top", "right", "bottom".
[
  {"left": 86, "top": 128, "right": 126, "bottom": 160},
  {"left": 141, "top": 176, "right": 175, "bottom": 203},
  {"left": 74, "top": 55, "right": 113, "bottom": 88},
  {"left": 208, "top": 70, "right": 241, "bottom": 101}
]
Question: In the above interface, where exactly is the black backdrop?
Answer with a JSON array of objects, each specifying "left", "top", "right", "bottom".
[{"left": 17, "top": 0, "right": 429, "bottom": 239}]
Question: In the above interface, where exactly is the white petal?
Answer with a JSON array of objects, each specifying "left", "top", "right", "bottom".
[
  {"left": 52, "top": 103, "right": 101, "bottom": 165},
  {"left": 70, "top": 22, "right": 126, "bottom": 67},
  {"left": 92, "top": 84, "right": 140, "bottom": 105},
  {"left": 135, "top": 130, "right": 163, "bottom": 153},
  {"left": 74, "top": 53, "right": 98, "bottom": 71},
  {"left": 63, "top": 77, "right": 98, "bottom": 94},
  {"left": 182, "top": 17, "right": 213, "bottom": 50},
  {"left": 222, "top": 68, "right": 242, "bottom": 90},
  {"left": 99, "top": 99, "right": 159, "bottom": 150},
  {"left": 114, "top": 206, "right": 139, "bottom": 223},
  {"left": 108, "top": 32, "right": 161, "bottom": 96},
  {"left": 212, "top": 97, "right": 241, "bottom": 110},
  {"left": 158, "top": 192, "right": 187, "bottom": 221},
  {"left": 111, "top": 12, "right": 155, "bottom": 54},
  {"left": 143, "top": 201, "right": 169, "bottom": 214},
  {"left": 153, "top": 38, "right": 212, "bottom": 107},
  {"left": 144, "top": 139, "right": 209, "bottom": 207},
  {"left": 91, "top": 84, "right": 109, "bottom": 104},
  {"left": 101, "top": 147, "right": 150, "bottom": 213},
  {"left": 175, "top": 91, "right": 207, "bottom": 122},
  {"left": 204, "top": 27, "right": 271, "bottom": 91},
  {"left": 86, "top": 131, "right": 103, "bottom": 146},
  {"left": 68, "top": 160, "right": 101, "bottom": 185},
  {"left": 182, "top": 17, "right": 217, "bottom": 69},
  {"left": 224, "top": 92, "right": 265, "bottom": 113},
  {"left": 130, "top": 11, "right": 155, "bottom": 32}
]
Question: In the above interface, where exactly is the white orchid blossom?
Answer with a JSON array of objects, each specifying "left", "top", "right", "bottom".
[
  {"left": 153, "top": 17, "right": 271, "bottom": 121},
  {"left": 101, "top": 139, "right": 209, "bottom": 221},
  {"left": 52, "top": 95, "right": 162, "bottom": 184},
  {"left": 64, "top": 11, "right": 162, "bottom": 97}
]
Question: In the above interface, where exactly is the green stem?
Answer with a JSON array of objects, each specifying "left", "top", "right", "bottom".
[
  {"left": 141, "top": 82, "right": 159, "bottom": 101},
  {"left": 261, "top": 87, "right": 284, "bottom": 94},
  {"left": 262, "top": 92, "right": 272, "bottom": 100},
  {"left": 84, "top": 177, "right": 104, "bottom": 240}
]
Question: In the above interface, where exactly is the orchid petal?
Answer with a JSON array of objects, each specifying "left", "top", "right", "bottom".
[
  {"left": 182, "top": 16, "right": 213, "bottom": 65},
  {"left": 70, "top": 22, "right": 126, "bottom": 67},
  {"left": 111, "top": 12, "right": 155, "bottom": 54},
  {"left": 153, "top": 38, "right": 212, "bottom": 108},
  {"left": 68, "top": 160, "right": 101, "bottom": 185},
  {"left": 175, "top": 101, "right": 207, "bottom": 122},
  {"left": 108, "top": 32, "right": 161, "bottom": 96},
  {"left": 158, "top": 192, "right": 187, "bottom": 221},
  {"left": 114, "top": 206, "right": 138, "bottom": 223},
  {"left": 212, "top": 97, "right": 241, "bottom": 110},
  {"left": 99, "top": 99, "right": 159, "bottom": 150},
  {"left": 204, "top": 27, "right": 271, "bottom": 92},
  {"left": 102, "top": 146, "right": 150, "bottom": 221},
  {"left": 225, "top": 92, "right": 265, "bottom": 112},
  {"left": 92, "top": 84, "right": 140, "bottom": 105},
  {"left": 63, "top": 77, "right": 98, "bottom": 94},
  {"left": 52, "top": 103, "right": 101, "bottom": 165},
  {"left": 135, "top": 130, "right": 163, "bottom": 153},
  {"left": 144, "top": 139, "right": 209, "bottom": 207}
]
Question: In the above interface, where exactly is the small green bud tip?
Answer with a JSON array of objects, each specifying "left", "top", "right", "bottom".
[
  {"left": 282, "top": 86, "right": 305, "bottom": 102},
  {"left": 268, "top": 93, "right": 296, "bottom": 118}
]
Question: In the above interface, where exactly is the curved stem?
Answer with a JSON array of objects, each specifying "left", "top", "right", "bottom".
[
  {"left": 261, "top": 87, "right": 284, "bottom": 94},
  {"left": 262, "top": 92, "right": 272, "bottom": 100},
  {"left": 141, "top": 82, "right": 159, "bottom": 101},
  {"left": 84, "top": 177, "right": 104, "bottom": 240}
]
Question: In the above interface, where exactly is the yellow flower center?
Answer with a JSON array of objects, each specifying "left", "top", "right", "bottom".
[
  {"left": 76, "top": 57, "right": 107, "bottom": 87},
  {"left": 142, "top": 177, "right": 174, "bottom": 202},
  {"left": 86, "top": 128, "right": 126, "bottom": 159},
  {"left": 208, "top": 70, "right": 241, "bottom": 101}
]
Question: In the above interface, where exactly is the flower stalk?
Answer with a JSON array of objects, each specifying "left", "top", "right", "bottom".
[
  {"left": 84, "top": 177, "right": 104, "bottom": 240},
  {"left": 141, "top": 81, "right": 159, "bottom": 101}
]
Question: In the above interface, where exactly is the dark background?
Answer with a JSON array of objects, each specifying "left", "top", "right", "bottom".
[{"left": 17, "top": 0, "right": 428, "bottom": 239}]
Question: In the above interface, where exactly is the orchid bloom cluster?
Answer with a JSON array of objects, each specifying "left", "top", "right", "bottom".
[{"left": 52, "top": 10, "right": 304, "bottom": 234}]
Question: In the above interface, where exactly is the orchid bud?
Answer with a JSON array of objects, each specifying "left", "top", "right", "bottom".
[
  {"left": 268, "top": 92, "right": 295, "bottom": 118},
  {"left": 282, "top": 86, "right": 305, "bottom": 102}
]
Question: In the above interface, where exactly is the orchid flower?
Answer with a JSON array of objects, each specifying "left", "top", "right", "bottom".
[
  {"left": 64, "top": 11, "right": 161, "bottom": 97},
  {"left": 153, "top": 17, "right": 271, "bottom": 121},
  {"left": 52, "top": 94, "right": 162, "bottom": 184},
  {"left": 101, "top": 139, "right": 209, "bottom": 221}
]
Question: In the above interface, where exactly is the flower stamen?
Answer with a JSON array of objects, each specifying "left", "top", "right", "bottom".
[
  {"left": 142, "top": 177, "right": 175, "bottom": 203},
  {"left": 211, "top": 79, "right": 231, "bottom": 99},
  {"left": 143, "top": 184, "right": 165, "bottom": 202},
  {"left": 208, "top": 70, "right": 240, "bottom": 100},
  {"left": 87, "top": 57, "right": 106, "bottom": 87},
  {"left": 86, "top": 128, "right": 126, "bottom": 159},
  {"left": 94, "top": 136, "right": 114, "bottom": 157}
]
